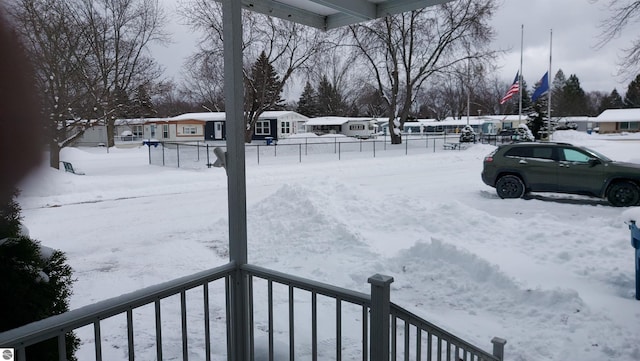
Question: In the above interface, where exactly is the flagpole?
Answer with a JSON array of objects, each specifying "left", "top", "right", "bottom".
[
  {"left": 518, "top": 24, "right": 523, "bottom": 123},
  {"left": 548, "top": 29, "right": 553, "bottom": 141}
]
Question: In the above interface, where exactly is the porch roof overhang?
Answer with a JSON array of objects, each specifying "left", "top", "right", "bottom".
[{"left": 232, "top": 0, "right": 452, "bottom": 30}]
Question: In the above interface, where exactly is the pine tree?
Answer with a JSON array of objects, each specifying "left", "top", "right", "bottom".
[
  {"left": 556, "top": 74, "right": 587, "bottom": 116},
  {"left": 0, "top": 191, "right": 79, "bottom": 360},
  {"left": 296, "top": 81, "right": 317, "bottom": 117},
  {"left": 623, "top": 73, "right": 640, "bottom": 108},
  {"left": 131, "top": 85, "right": 156, "bottom": 118},
  {"left": 112, "top": 86, "right": 132, "bottom": 118},
  {"left": 244, "top": 51, "right": 284, "bottom": 141},
  {"left": 316, "top": 75, "right": 345, "bottom": 116},
  {"left": 552, "top": 69, "right": 567, "bottom": 115},
  {"left": 598, "top": 88, "right": 624, "bottom": 113}
]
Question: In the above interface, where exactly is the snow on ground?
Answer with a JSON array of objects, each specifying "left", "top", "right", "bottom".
[{"left": 15, "top": 130, "right": 640, "bottom": 361}]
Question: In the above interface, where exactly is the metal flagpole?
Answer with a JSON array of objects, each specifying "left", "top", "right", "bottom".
[
  {"left": 548, "top": 29, "right": 553, "bottom": 141},
  {"left": 518, "top": 24, "right": 523, "bottom": 123}
]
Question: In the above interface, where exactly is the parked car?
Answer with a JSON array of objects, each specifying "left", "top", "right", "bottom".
[{"left": 481, "top": 142, "right": 640, "bottom": 206}]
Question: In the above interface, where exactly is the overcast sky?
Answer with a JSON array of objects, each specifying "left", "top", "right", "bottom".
[{"left": 151, "top": 0, "right": 636, "bottom": 96}]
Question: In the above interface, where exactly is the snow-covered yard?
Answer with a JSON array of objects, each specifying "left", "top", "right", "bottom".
[{"left": 16, "top": 130, "right": 640, "bottom": 361}]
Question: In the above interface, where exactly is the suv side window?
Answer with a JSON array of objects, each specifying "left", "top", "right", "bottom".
[
  {"left": 504, "top": 146, "right": 555, "bottom": 161},
  {"left": 504, "top": 146, "right": 531, "bottom": 158},
  {"left": 531, "top": 147, "right": 554, "bottom": 160},
  {"left": 561, "top": 148, "right": 591, "bottom": 163}
]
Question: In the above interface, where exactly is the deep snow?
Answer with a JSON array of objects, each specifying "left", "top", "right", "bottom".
[{"left": 15, "top": 130, "right": 640, "bottom": 361}]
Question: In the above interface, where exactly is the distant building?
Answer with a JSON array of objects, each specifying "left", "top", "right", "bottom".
[{"left": 594, "top": 109, "right": 640, "bottom": 133}]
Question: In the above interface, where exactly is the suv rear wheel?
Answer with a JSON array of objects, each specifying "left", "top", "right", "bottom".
[
  {"left": 607, "top": 181, "right": 640, "bottom": 207},
  {"left": 495, "top": 175, "right": 526, "bottom": 199}
]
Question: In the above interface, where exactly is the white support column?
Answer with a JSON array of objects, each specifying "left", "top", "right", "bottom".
[{"left": 222, "top": 0, "right": 249, "bottom": 360}]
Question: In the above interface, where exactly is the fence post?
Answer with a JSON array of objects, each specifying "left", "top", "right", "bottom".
[
  {"left": 373, "top": 140, "right": 376, "bottom": 158},
  {"left": 368, "top": 274, "right": 394, "bottom": 361},
  {"left": 206, "top": 144, "right": 210, "bottom": 168},
  {"left": 162, "top": 142, "right": 165, "bottom": 166},
  {"left": 176, "top": 144, "right": 180, "bottom": 168},
  {"left": 491, "top": 337, "right": 507, "bottom": 361},
  {"left": 299, "top": 144, "right": 302, "bottom": 163},
  {"left": 257, "top": 145, "right": 260, "bottom": 165}
]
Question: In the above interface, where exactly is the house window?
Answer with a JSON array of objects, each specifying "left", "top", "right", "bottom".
[
  {"left": 150, "top": 125, "right": 156, "bottom": 138},
  {"left": 132, "top": 125, "right": 143, "bottom": 137},
  {"left": 619, "top": 121, "right": 639, "bottom": 130},
  {"left": 350, "top": 124, "right": 365, "bottom": 130},
  {"left": 183, "top": 126, "right": 197, "bottom": 134},
  {"left": 281, "top": 121, "right": 291, "bottom": 134},
  {"left": 255, "top": 120, "right": 271, "bottom": 135},
  {"left": 162, "top": 124, "right": 169, "bottom": 138}
]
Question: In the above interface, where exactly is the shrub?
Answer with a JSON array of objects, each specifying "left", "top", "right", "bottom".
[{"left": 0, "top": 191, "right": 79, "bottom": 360}]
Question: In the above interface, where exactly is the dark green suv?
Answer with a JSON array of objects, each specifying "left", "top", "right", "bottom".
[{"left": 481, "top": 142, "right": 640, "bottom": 206}]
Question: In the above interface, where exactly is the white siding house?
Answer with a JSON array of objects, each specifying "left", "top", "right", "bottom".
[
  {"left": 169, "top": 111, "right": 308, "bottom": 142},
  {"left": 305, "top": 117, "right": 378, "bottom": 138},
  {"left": 594, "top": 108, "right": 640, "bottom": 133}
]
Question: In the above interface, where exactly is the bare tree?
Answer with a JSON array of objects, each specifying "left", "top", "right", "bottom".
[
  {"left": 8, "top": 0, "right": 168, "bottom": 167},
  {"left": 179, "top": 1, "right": 327, "bottom": 142},
  {"left": 346, "top": 0, "right": 497, "bottom": 144},
  {"left": 8, "top": 0, "right": 93, "bottom": 168},
  {"left": 596, "top": 0, "right": 640, "bottom": 78},
  {"left": 77, "top": 0, "right": 168, "bottom": 147}
]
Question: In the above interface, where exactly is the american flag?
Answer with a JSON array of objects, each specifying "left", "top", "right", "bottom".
[{"left": 500, "top": 72, "right": 520, "bottom": 104}]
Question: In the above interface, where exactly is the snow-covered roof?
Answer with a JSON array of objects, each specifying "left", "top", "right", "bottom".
[
  {"left": 595, "top": 108, "right": 640, "bottom": 122},
  {"left": 305, "top": 116, "right": 375, "bottom": 126},
  {"left": 170, "top": 111, "right": 305, "bottom": 121},
  {"left": 556, "top": 116, "right": 593, "bottom": 123}
]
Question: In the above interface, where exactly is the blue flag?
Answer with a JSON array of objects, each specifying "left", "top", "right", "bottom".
[{"left": 531, "top": 72, "right": 549, "bottom": 102}]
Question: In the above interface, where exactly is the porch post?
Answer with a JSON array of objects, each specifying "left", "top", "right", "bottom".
[
  {"left": 222, "top": 0, "right": 249, "bottom": 360},
  {"left": 368, "top": 274, "right": 394, "bottom": 361}
]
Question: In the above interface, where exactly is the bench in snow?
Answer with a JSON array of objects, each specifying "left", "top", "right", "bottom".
[
  {"left": 61, "top": 161, "right": 85, "bottom": 175},
  {"left": 443, "top": 142, "right": 460, "bottom": 150}
]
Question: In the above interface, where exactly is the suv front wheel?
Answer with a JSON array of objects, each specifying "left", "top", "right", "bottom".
[
  {"left": 606, "top": 181, "right": 640, "bottom": 207},
  {"left": 495, "top": 175, "right": 526, "bottom": 199}
]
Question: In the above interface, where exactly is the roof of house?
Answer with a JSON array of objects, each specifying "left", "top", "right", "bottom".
[
  {"left": 305, "top": 116, "right": 376, "bottom": 126},
  {"left": 595, "top": 108, "right": 640, "bottom": 122},
  {"left": 170, "top": 111, "right": 305, "bottom": 121}
]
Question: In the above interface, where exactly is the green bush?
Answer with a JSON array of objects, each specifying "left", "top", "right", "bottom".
[{"left": 0, "top": 191, "right": 79, "bottom": 360}]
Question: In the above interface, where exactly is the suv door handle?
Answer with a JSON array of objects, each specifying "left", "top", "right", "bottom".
[{"left": 519, "top": 159, "right": 527, "bottom": 164}]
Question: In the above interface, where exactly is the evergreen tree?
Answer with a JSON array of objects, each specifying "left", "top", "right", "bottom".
[
  {"left": 244, "top": 51, "right": 284, "bottom": 141},
  {"left": 316, "top": 75, "right": 345, "bottom": 116},
  {"left": 551, "top": 69, "right": 567, "bottom": 115},
  {"left": 557, "top": 74, "right": 588, "bottom": 116},
  {"left": 131, "top": 85, "right": 156, "bottom": 118},
  {"left": 0, "top": 191, "right": 79, "bottom": 360},
  {"left": 598, "top": 88, "right": 624, "bottom": 114},
  {"left": 111, "top": 86, "right": 132, "bottom": 119},
  {"left": 623, "top": 73, "right": 640, "bottom": 108},
  {"left": 527, "top": 102, "right": 548, "bottom": 140},
  {"left": 296, "top": 81, "right": 318, "bottom": 117}
]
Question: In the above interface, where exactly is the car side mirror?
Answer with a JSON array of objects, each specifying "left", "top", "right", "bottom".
[{"left": 588, "top": 158, "right": 601, "bottom": 167}]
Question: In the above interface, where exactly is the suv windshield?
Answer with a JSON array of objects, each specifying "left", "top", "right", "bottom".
[{"left": 579, "top": 146, "right": 612, "bottom": 162}]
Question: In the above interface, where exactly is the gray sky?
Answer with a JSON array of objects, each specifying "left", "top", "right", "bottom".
[
  {"left": 493, "top": 0, "right": 634, "bottom": 94},
  {"left": 151, "top": 0, "right": 636, "bottom": 95}
]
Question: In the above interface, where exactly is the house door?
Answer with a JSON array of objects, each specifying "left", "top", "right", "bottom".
[{"left": 215, "top": 122, "right": 223, "bottom": 139}]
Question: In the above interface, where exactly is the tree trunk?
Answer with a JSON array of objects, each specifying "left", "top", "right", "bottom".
[
  {"left": 49, "top": 142, "right": 61, "bottom": 169},
  {"left": 107, "top": 118, "right": 115, "bottom": 148},
  {"left": 388, "top": 118, "right": 402, "bottom": 144}
]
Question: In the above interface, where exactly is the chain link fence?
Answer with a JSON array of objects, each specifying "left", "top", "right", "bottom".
[{"left": 144, "top": 133, "right": 509, "bottom": 169}]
